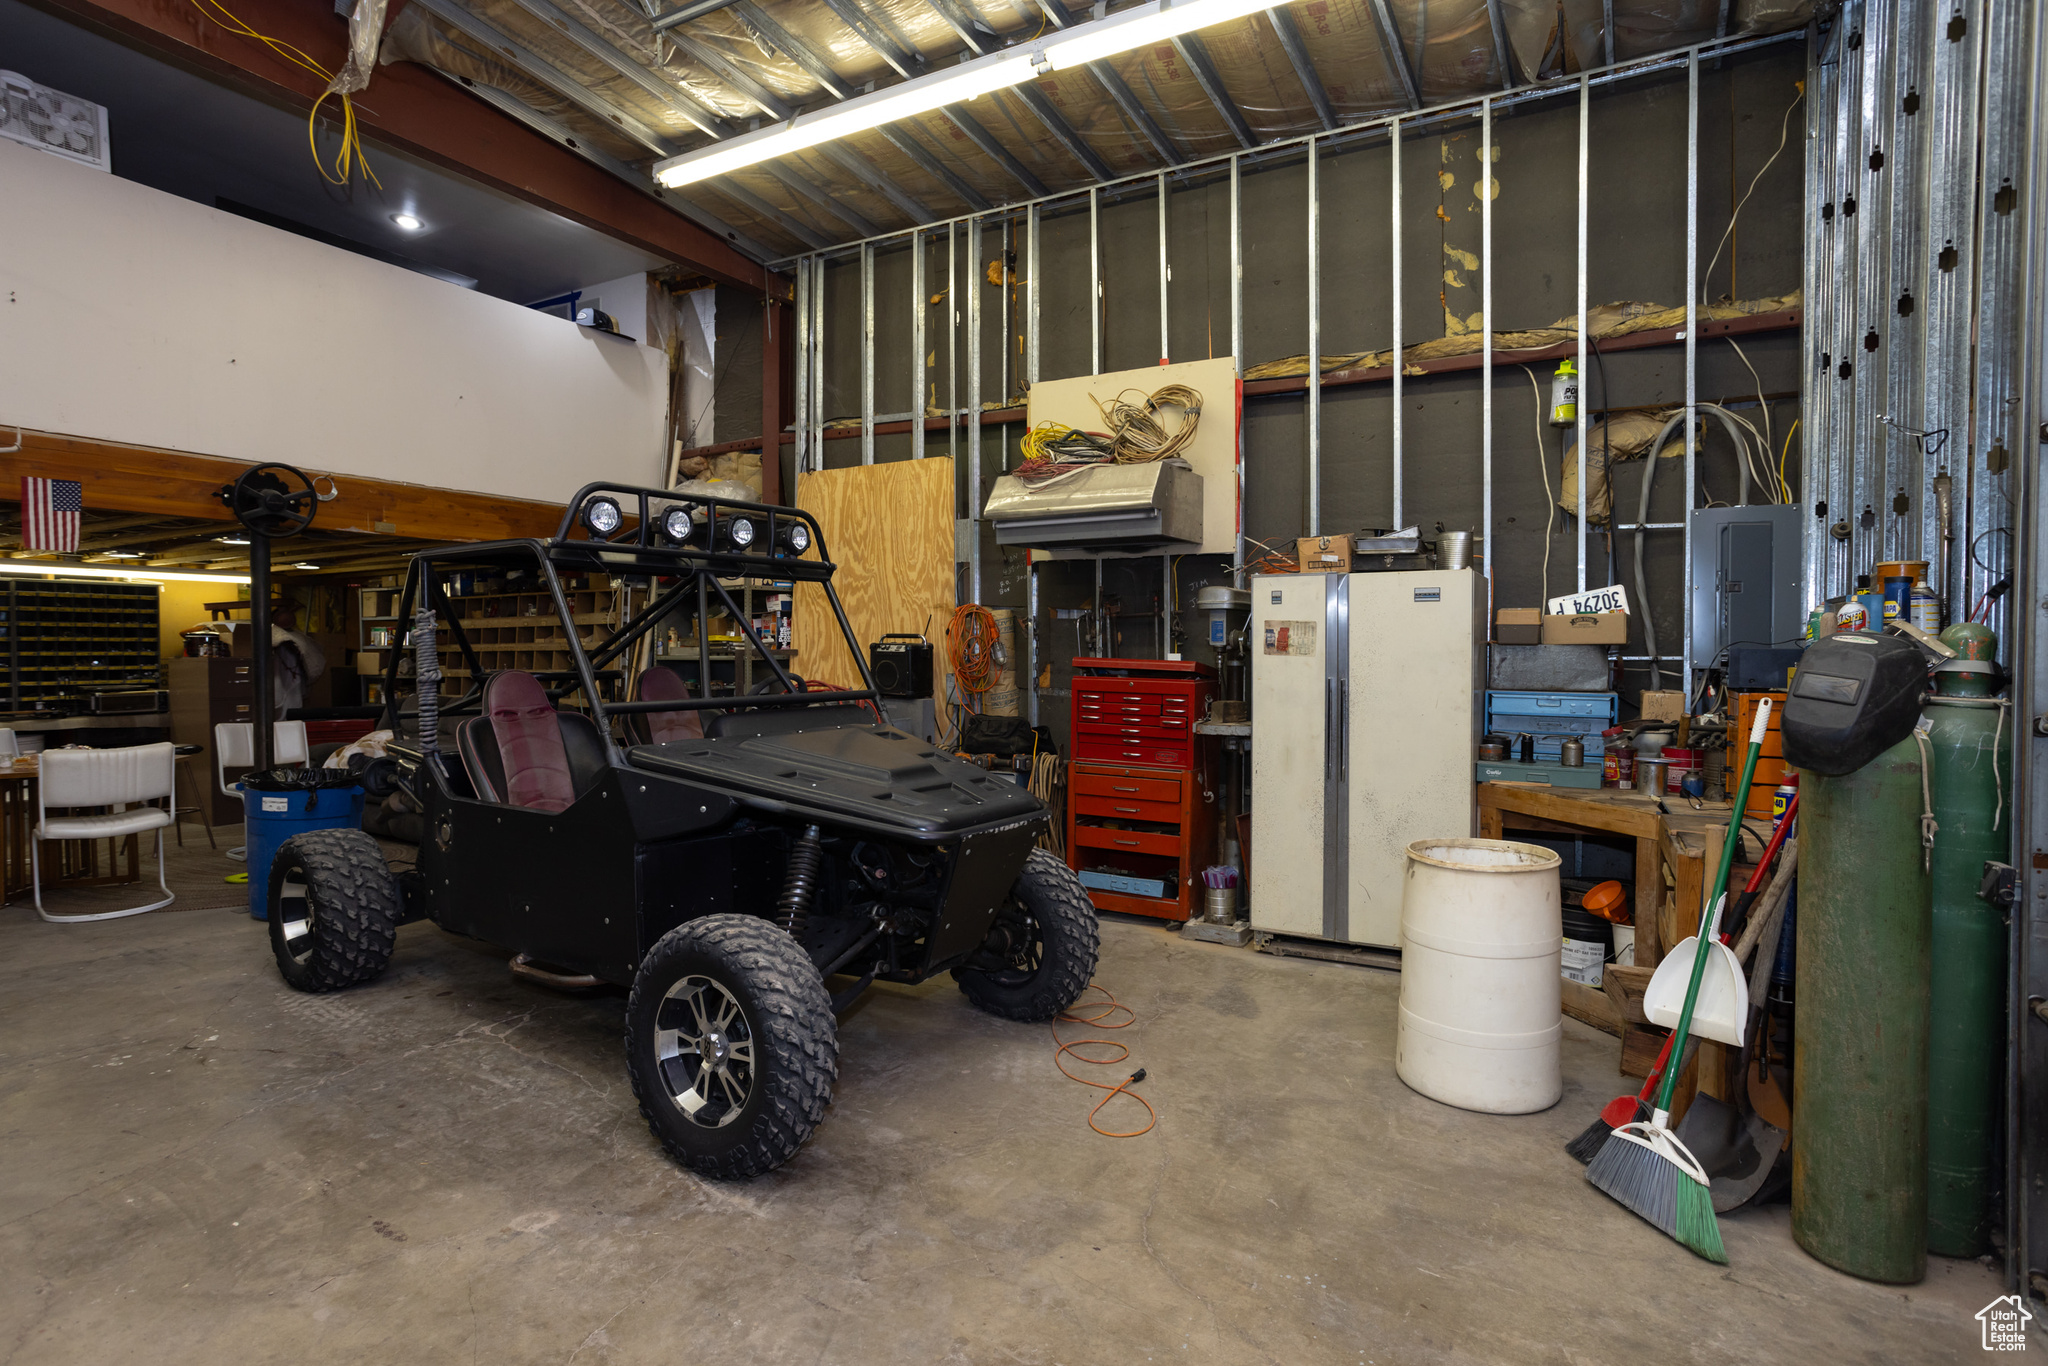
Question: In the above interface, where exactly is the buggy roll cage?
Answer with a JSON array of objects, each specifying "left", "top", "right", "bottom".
[{"left": 377, "top": 482, "right": 883, "bottom": 759}]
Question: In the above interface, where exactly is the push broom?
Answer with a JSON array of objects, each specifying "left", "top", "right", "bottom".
[{"left": 1584, "top": 697, "right": 1774, "bottom": 1264}]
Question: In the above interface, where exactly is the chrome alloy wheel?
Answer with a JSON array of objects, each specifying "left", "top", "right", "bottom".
[
  {"left": 653, "top": 975, "right": 757, "bottom": 1129},
  {"left": 274, "top": 868, "right": 316, "bottom": 971}
]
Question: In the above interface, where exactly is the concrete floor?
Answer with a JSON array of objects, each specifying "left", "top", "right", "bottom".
[{"left": 1, "top": 828, "right": 2002, "bottom": 1364}]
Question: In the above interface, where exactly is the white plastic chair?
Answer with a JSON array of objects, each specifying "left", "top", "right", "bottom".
[
  {"left": 213, "top": 721, "right": 310, "bottom": 800},
  {"left": 0, "top": 729, "right": 18, "bottom": 761},
  {"left": 32, "top": 742, "right": 177, "bottom": 923},
  {"left": 214, "top": 721, "right": 309, "bottom": 861}
]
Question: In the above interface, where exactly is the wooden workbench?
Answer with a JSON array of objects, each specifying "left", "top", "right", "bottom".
[{"left": 1476, "top": 782, "right": 1736, "bottom": 1040}]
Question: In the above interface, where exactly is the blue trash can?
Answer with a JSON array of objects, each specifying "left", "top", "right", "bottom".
[{"left": 242, "top": 772, "right": 366, "bottom": 920}]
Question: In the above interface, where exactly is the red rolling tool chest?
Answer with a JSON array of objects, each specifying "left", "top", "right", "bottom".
[{"left": 1066, "top": 658, "right": 1215, "bottom": 923}]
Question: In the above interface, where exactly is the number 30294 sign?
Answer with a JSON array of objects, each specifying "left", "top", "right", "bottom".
[{"left": 1545, "top": 584, "right": 1631, "bottom": 617}]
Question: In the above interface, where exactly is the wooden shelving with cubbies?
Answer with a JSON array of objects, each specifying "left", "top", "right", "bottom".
[
  {"left": 0, "top": 578, "right": 161, "bottom": 712},
  {"left": 355, "top": 580, "right": 622, "bottom": 705}
]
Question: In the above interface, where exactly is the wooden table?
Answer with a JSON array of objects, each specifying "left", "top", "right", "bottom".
[
  {"left": 1476, "top": 782, "right": 1730, "bottom": 1037},
  {"left": 0, "top": 755, "right": 145, "bottom": 907}
]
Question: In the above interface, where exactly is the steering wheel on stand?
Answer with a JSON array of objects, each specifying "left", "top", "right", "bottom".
[
  {"left": 218, "top": 463, "right": 320, "bottom": 538},
  {"left": 216, "top": 462, "right": 322, "bottom": 773}
]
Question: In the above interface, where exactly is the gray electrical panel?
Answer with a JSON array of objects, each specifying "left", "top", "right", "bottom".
[{"left": 1688, "top": 504, "right": 1805, "bottom": 666}]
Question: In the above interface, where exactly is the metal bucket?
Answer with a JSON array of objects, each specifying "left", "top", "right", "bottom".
[{"left": 1203, "top": 885, "right": 1237, "bottom": 924}]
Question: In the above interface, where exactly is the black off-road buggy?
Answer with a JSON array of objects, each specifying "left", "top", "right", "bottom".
[{"left": 263, "top": 482, "right": 1098, "bottom": 1177}]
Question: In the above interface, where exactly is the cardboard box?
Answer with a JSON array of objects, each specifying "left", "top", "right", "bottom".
[
  {"left": 1639, "top": 689, "right": 1687, "bottom": 722},
  {"left": 1541, "top": 610, "right": 1629, "bottom": 645},
  {"left": 1495, "top": 608, "right": 1543, "bottom": 645},
  {"left": 1296, "top": 536, "right": 1352, "bottom": 574}
]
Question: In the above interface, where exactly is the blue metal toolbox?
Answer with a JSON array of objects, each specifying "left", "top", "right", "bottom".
[{"left": 1485, "top": 691, "right": 1619, "bottom": 763}]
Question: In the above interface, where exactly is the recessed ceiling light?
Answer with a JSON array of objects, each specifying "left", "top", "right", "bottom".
[
  {"left": 292, "top": 562, "right": 322, "bottom": 570},
  {"left": 391, "top": 213, "right": 424, "bottom": 231},
  {"left": 217, "top": 535, "right": 251, "bottom": 545}
]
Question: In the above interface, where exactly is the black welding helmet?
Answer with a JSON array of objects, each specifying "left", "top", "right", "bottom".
[{"left": 1780, "top": 631, "right": 1928, "bottom": 776}]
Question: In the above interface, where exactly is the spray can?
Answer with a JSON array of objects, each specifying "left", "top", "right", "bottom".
[
  {"left": 1550, "top": 359, "right": 1578, "bottom": 426},
  {"left": 1772, "top": 772, "right": 1799, "bottom": 831},
  {"left": 1882, "top": 576, "right": 1912, "bottom": 624},
  {"left": 1836, "top": 598, "right": 1869, "bottom": 632},
  {"left": 1911, "top": 578, "right": 1941, "bottom": 633}
]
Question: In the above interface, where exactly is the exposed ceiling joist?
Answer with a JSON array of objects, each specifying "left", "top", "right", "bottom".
[
  {"left": 1014, "top": 85, "right": 1115, "bottom": 182},
  {"left": 717, "top": 174, "right": 838, "bottom": 248},
  {"left": 818, "top": 145, "right": 938, "bottom": 223},
  {"left": 502, "top": 0, "right": 732, "bottom": 139},
  {"left": 732, "top": 1, "right": 855, "bottom": 100},
  {"left": 660, "top": 29, "right": 791, "bottom": 118},
  {"left": 1265, "top": 7, "right": 1335, "bottom": 131},
  {"left": 1483, "top": 0, "right": 1521, "bottom": 88},
  {"left": 411, "top": 0, "right": 680, "bottom": 157},
  {"left": 1089, "top": 62, "right": 1186, "bottom": 165},
  {"left": 1171, "top": 33, "right": 1255, "bottom": 149},
  {"left": 766, "top": 164, "right": 881, "bottom": 238},
  {"left": 937, "top": 105, "right": 1049, "bottom": 197},
  {"left": 921, "top": 0, "right": 995, "bottom": 56},
  {"left": 440, "top": 69, "right": 780, "bottom": 260},
  {"left": 1365, "top": 0, "right": 1421, "bottom": 110},
  {"left": 651, "top": 0, "right": 742, "bottom": 31},
  {"left": 813, "top": 0, "right": 925, "bottom": 79},
  {"left": 879, "top": 125, "right": 994, "bottom": 211}
]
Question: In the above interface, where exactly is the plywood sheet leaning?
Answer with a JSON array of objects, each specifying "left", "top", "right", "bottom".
[
  {"left": 1020, "top": 355, "right": 1240, "bottom": 555},
  {"left": 791, "top": 458, "right": 955, "bottom": 721}
]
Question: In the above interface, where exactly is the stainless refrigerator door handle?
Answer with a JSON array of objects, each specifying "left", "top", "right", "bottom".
[
  {"left": 1337, "top": 678, "right": 1348, "bottom": 780},
  {"left": 1325, "top": 677, "right": 1337, "bottom": 780}
]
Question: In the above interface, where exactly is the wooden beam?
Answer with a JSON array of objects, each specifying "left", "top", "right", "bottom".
[
  {"left": 36, "top": 0, "right": 768, "bottom": 292},
  {"left": 2, "top": 430, "right": 564, "bottom": 544}
]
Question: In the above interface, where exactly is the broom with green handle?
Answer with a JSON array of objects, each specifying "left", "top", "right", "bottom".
[{"left": 1584, "top": 697, "right": 1774, "bottom": 1264}]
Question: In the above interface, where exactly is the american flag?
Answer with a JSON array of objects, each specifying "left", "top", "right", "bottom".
[{"left": 20, "top": 477, "right": 83, "bottom": 553}]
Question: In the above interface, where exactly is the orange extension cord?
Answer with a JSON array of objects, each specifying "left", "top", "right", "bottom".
[
  {"left": 947, "top": 603, "right": 1000, "bottom": 699},
  {"left": 1052, "top": 986, "right": 1156, "bottom": 1139}
]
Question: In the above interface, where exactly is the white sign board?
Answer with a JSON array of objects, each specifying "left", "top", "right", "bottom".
[{"left": 1546, "top": 583, "right": 1631, "bottom": 616}]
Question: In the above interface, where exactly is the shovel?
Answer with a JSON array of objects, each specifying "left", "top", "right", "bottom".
[
  {"left": 1674, "top": 848, "right": 1799, "bottom": 1212},
  {"left": 1644, "top": 892, "right": 1750, "bottom": 1046}
]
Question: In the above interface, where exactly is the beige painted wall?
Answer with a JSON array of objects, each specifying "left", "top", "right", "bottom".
[{"left": 0, "top": 140, "right": 668, "bottom": 504}]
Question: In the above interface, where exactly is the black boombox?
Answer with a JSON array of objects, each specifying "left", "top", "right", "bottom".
[{"left": 868, "top": 634, "right": 934, "bottom": 698}]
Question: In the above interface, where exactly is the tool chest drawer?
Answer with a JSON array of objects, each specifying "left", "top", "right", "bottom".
[
  {"left": 1071, "top": 769, "right": 1182, "bottom": 804},
  {"left": 1075, "top": 738, "right": 1192, "bottom": 768},
  {"left": 1075, "top": 793, "right": 1183, "bottom": 824}
]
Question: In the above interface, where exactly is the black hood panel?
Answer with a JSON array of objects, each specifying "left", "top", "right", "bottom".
[{"left": 628, "top": 724, "right": 1047, "bottom": 838}]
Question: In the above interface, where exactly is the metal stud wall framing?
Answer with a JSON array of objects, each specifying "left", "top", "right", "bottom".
[{"left": 781, "top": 30, "right": 1803, "bottom": 708}]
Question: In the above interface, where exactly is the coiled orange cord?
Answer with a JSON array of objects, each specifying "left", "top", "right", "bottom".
[
  {"left": 1052, "top": 985, "right": 1156, "bottom": 1138},
  {"left": 947, "top": 603, "right": 1000, "bottom": 697}
]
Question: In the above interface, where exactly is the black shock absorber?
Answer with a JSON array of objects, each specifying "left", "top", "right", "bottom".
[{"left": 774, "top": 824, "right": 824, "bottom": 939}]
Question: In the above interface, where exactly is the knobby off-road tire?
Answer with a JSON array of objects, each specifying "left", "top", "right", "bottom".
[
  {"left": 267, "top": 829, "right": 402, "bottom": 992},
  {"left": 955, "top": 848, "right": 1100, "bottom": 1023},
  {"left": 626, "top": 914, "right": 838, "bottom": 1178}
]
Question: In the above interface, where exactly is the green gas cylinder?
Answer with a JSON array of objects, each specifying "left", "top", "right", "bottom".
[
  {"left": 1793, "top": 735, "right": 1932, "bottom": 1283},
  {"left": 1924, "top": 662, "right": 2011, "bottom": 1256}
]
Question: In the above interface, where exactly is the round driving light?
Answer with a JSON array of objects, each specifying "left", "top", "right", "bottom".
[
  {"left": 583, "top": 497, "right": 623, "bottom": 536},
  {"left": 725, "top": 516, "right": 757, "bottom": 549},
  {"left": 662, "top": 505, "right": 696, "bottom": 543},
  {"left": 783, "top": 522, "right": 810, "bottom": 554}
]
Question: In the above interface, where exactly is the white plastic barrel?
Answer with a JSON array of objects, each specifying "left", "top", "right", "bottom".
[{"left": 1396, "top": 838, "right": 1563, "bottom": 1114}]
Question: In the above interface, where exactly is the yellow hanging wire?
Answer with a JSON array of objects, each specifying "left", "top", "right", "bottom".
[
  {"left": 1777, "top": 417, "right": 1800, "bottom": 504},
  {"left": 187, "top": 0, "right": 381, "bottom": 189}
]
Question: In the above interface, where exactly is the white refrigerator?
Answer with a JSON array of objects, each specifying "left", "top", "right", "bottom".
[{"left": 1249, "top": 569, "right": 1483, "bottom": 949}]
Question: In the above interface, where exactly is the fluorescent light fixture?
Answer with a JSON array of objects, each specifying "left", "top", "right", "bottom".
[
  {"left": 101, "top": 550, "right": 144, "bottom": 558},
  {"left": 391, "top": 212, "right": 425, "bottom": 231},
  {"left": 2, "top": 563, "right": 254, "bottom": 585},
  {"left": 217, "top": 534, "right": 251, "bottom": 545},
  {"left": 292, "top": 562, "right": 322, "bottom": 570},
  {"left": 653, "top": 0, "right": 1270, "bottom": 189}
]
